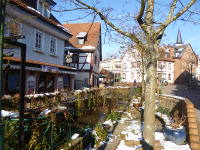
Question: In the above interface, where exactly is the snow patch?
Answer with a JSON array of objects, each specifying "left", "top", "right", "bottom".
[
  {"left": 57, "top": 24, "right": 71, "bottom": 34},
  {"left": 76, "top": 32, "right": 87, "bottom": 38},
  {"left": 116, "top": 140, "right": 142, "bottom": 150},
  {"left": 27, "top": 6, "right": 41, "bottom": 14},
  {"left": 1, "top": 110, "right": 19, "bottom": 118},
  {"left": 39, "top": 109, "right": 51, "bottom": 116},
  {"left": 71, "top": 133, "right": 79, "bottom": 140},
  {"left": 81, "top": 46, "right": 95, "bottom": 49},
  {"left": 103, "top": 119, "right": 113, "bottom": 126}
]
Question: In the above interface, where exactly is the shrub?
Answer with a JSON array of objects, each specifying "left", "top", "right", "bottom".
[
  {"left": 157, "top": 106, "right": 170, "bottom": 116},
  {"left": 106, "top": 112, "right": 121, "bottom": 121},
  {"left": 134, "top": 87, "right": 142, "bottom": 97},
  {"left": 94, "top": 124, "right": 107, "bottom": 146}
]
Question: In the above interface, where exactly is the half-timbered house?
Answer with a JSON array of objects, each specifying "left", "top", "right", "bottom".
[{"left": 63, "top": 23, "right": 102, "bottom": 89}]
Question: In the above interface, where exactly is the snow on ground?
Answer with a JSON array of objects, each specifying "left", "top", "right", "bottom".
[
  {"left": 155, "top": 132, "right": 191, "bottom": 150},
  {"left": 71, "top": 133, "right": 80, "bottom": 140},
  {"left": 118, "top": 117, "right": 130, "bottom": 123},
  {"left": 1, "top": 110, "right": 19, "bottom": 118},
  {"left": 115, "top": 114, "right": 191, "bottom": 150},
  {"left": 103, "top": 119, "right": 113, "bottom": 126},
  {"left": 116, "top": 140, "right": 142, "bottom": 150},
  {"left": 123, "top": 121, "right": 143, "bottom": 141}
]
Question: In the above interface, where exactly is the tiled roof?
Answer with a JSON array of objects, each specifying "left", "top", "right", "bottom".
[
  {"left": 63, "top": 22, "right": 101, "bottom": 51},
  {"left": 158, "top": 57, "right": 175, "bottom": 62},
  {"left": 3, "top": 57, "right": 76, "bottom": 70},
  {"left": 8, "top": 0, "right": 72, "bottom": 37}
]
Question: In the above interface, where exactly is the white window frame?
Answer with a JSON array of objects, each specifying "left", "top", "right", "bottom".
[
  {"left": 34, "top": 30, "right": 44, "bottom": 51},
  {"left": 168, "top": 62, "right": 171, "bottom": 70},
  {"left": 163, "top": 73, "right": 166, "bottom": 80},
  {"left": 50, "top": 37, "right": 57, "bottom": 55},
  {"left": 168, "top": 73, "right": 171, "bottom": 80},
  {"left": 37, "top": 0, "right": 50, "bottom": 17}
]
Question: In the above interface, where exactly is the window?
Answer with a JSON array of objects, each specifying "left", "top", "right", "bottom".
[
  {"left": 38, "top": 0, "right": 50, "bottom": 18},
  {"left": 72, "top": 54, "right": 79, "bottom": 63},
  {"left": 115, "top": 63, "right": 121, "bottom": 68},
  {"left": 35, "top": 30, "right": 43, "bottom": 50},
  {"left": 84, "top": 78, "right": 89, "bottom": 87},
  {"left": 168, "top": 63, "right": 171, "bottom": 70},
  {"left": 163, "top": 62, "right": 167, "bottom": 69},
  {"left": 123, "top": 63, "right": 127, "bottom": 69},
  {"left": 50, "top": 37, "right": 56, "bottom": 54},
  {"left": 158, "top": 62, "right": 162, "bottom": 69},
  {"left": 95, "top": 56, "right": 97, "bottom": 65},
  {"left": 123, "top": 73, "right": 126, "bottom": 79},
  {"left": 163, "top": 73, "right": 166, "bottom": 79},
  {"left": 168, "top": 74, "right": 171, "bottom": 80},
  {"left": 27, "top": 81, "right": 36, "bottom": 93},
  {"left": 39, "top": 0, "right": 43, "bottom": 13},
  {"left": 57, "top": 77, "right": 63, "bottom": 89},
  {"left": 44, "top": 5, "right": 48, "bottom": 17},
  {"left": 131, "top": 62, "right": 137, "bottom": 68},
  {"left": 165, "top": 53, "right": 170, "bottom": 58}
]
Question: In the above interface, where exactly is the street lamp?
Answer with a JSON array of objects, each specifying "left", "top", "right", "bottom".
[
  {"left": 4, "top": 39, "right": 26, "bottom": 150},
  {"left": 0, "top": 0, "right": 7, "bottom": 149},
  {"left": 1, "top": 1, "right": 27, "bottom": 147}
]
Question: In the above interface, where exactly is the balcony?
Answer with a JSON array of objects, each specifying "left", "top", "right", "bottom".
[{"left": 4, "top": 22, "right": 23, "bottom": 39}]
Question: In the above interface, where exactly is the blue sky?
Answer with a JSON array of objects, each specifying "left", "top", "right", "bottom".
[{"left": 53, "top": 0, "right": 200, "bottom": 58}]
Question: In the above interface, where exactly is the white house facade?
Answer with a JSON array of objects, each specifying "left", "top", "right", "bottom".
[
  {"left": 100, "top": 49, "right": 175, "bottom": 84},
  {"left": 3, "top": 0, "right": 76, "bottom": 94}
]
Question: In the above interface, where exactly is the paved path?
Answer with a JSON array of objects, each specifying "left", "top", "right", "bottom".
[
  {"left": 162, "top": 84, "right": 200, "bottom": 130},
  {"left": 97, "top": 121, "right": 131, "bottom": 150}
]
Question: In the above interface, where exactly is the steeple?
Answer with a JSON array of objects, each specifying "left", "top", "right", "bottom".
[{"left": 176, "top": 29, "right": 183, "bottom": 44}]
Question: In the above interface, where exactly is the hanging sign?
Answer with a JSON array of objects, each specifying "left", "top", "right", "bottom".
[{"left": 66, "top": 54, "right": 72, "bottom": 63}]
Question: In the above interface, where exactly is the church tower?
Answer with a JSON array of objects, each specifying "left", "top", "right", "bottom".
[{"left": 175, "top": 29, "right": 184, "bottom": 46}]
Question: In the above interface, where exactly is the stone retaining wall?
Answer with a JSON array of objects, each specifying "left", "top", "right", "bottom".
[
  {"left": 183, "top": 99, "right": 200, "bottom": 150},
  {"left": 160, "top": 95, "right": 200, "bottom": 150}
]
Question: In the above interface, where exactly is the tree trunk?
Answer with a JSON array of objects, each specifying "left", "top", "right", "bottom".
[
  {"left": 143, "top": 44, "right": 157, "bottom": 149},
  {"left": 141, "top": 76, "right": 145, "bottom": 100},
  {"left": 141, "top": 63, "right": 145, "bottom": 104}
]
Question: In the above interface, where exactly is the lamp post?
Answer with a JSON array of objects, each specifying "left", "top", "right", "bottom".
[
  {"left": 4, "top": 39, "right": 26, "bottom": 150},
  {"left": 0, "top": 0, "right": 7, "bottom": 149}
]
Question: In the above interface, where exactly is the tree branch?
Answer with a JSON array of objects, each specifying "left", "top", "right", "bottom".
[
  {"left": 136, "top": 0, "right": 148, "bottom": 35},
  {"left": 136, "top": 0, "right": 146, "bottom": 23},
  {"left": 52, "top": 7, "right": 88, "bottom": 12},
  {"left": 156, "top": 0, "right": 197, "bottom": 36},
  {"left": 145, "top": 0, "right": 154, "bottom": 25},
  {"left": 74, "top": 0, "right": 145, "bottom": 51},
  {"left": 166, "top": 0, "right": 178, "bottom": 21}
]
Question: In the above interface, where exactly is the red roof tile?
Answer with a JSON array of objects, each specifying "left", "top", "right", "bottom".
[
  {"left": 158, "top": 57, "right": 175, "bottom": 62},
  {"left": 3, "top": 57, "right": 76, "bottom": 70},
  {"left": 63, "top": 22, "right": 101, "bottom": 51}
]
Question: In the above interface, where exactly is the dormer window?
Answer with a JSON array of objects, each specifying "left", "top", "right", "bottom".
[
  {"left": 37, "top": 0, "right": 51, "bottom": 18},
  {"left": 76, "top": 32, "right": 87, "bottom": 44}
]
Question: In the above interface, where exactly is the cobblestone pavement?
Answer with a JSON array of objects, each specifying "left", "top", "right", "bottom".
[{"left": 162, "top": 84, "right": 200, "bottom": 131}]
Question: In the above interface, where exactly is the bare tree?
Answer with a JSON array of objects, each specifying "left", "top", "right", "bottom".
[{"left": 54, "top": 0, "right": 197, "bottom": 148}]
